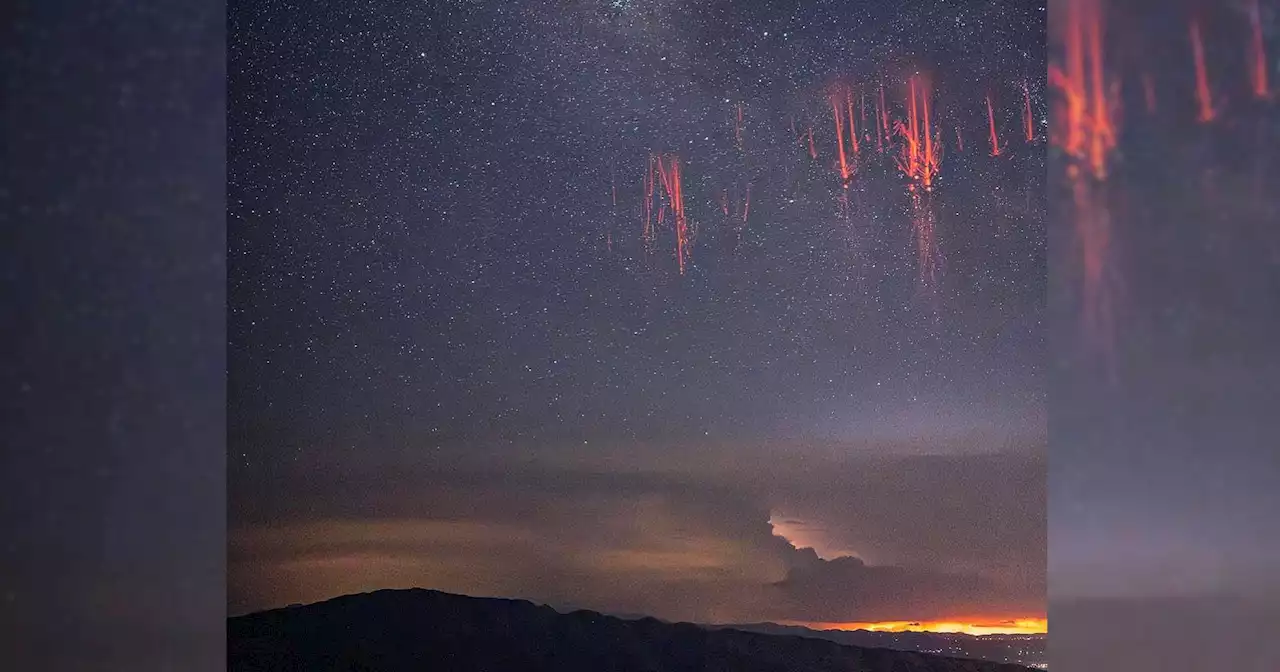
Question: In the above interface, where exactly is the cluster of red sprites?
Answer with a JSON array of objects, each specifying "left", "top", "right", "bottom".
[
  {"left": 1049, "top": 0, "right": 1273, "bottom": 183},
  {"left": 614, "top": 71, "right": 1040, "bottom": 276},
  {"left": 1185, "top": 0, "right": 1272, "bottom": 123},
  {"left": 609, "top": 1, "right": 1275, "bottom": 283},
  {"left": 1047, "top": 0, "right": 1275, "bottom": 362}
]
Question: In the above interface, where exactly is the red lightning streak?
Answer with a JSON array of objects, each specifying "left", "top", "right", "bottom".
[
  {"left": 924, "top": 85, "right": 940, "bottom": 189},
  {"left": 654, "top": 155, "right": 692, "bottom": 275},
  {"left": 897, "top": 76, "right": 943, "bottom": 191},
  {"left": 1142, "top": 72, "right": 1157, "bottom": 114},
  {"left": 1050, "top": 0, "right": 1086, "bottom": 159},
  {"left": 879, "top": 80, "right": 890, "bottom": 145},
  {"left": 807, "top": 123, "right": 817, "bottom": 160},
  {"left": 1022, "top": 79, "right": 1035, "bottom": 142},
  {"left": 1049, "top": 0, "right": 1119, "bottom": 176},
  {"left": 1248, "top": 0, "right": 1271, "bottom": 99},
  {"left": 831, "top": 90, "right": 854, "bottom": 186},
  {"left": 956, "top": 125, "right": 964, "bottom": 152},
  {"left": 1085, "top": 0, "right": 1116, "bottom": 179},
  {"left": 892, "top": 74, "right": 944, "bottom": 292},
  {"left": 891, "top": 75, "right": 945, "bottom": 189},
  {"left": 894, "top": 78, "right": 921, "bottom": 181},
  {"left": 675, "top": 173, "right": 690, "bottom": 274},
  {"left": 1191, "top": 19, "right": 1217, "bottom": 123},
  {"left": 847, "top": 90, "right": 861, "bottom": 157},
  {"left": 1049, "top": 0, "right": 1120, "bottom": 361},
  {"left": 986, "top": 92, "right": 1005, "bottom": 156}
]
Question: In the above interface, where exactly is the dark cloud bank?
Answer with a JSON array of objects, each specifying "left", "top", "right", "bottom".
[{"left": 231, "top": 444, "right": 1044, "bottom": 624}]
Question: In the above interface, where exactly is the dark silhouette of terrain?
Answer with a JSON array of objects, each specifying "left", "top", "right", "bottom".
[{"left": 228, "top": 588, "right": 1034, "bottom": 672}]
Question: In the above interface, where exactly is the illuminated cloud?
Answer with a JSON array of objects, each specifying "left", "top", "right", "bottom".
[
  {"left": 230, "top": 448, "right": 1044, "bottom": 626},
  {"left": 768, "top": 513, "right": 861, "bottom": 561}
]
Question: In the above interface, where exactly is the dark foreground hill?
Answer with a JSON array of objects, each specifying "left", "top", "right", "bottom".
[{"left": 228, "top": 588, "right": 1034, "bottom": 672}]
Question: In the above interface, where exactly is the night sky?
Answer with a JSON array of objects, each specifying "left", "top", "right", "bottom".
[
  {"left": 2, "top": 2, "right": 225, "bottom": 669},
  {"left": 1049, "top": 0, "right": 1280, "bottom": 601},
  {"left": 8, "top": 0, "right": 1280, "bottom": 669},
  {"left": 228, "top": 0, "right": 1048, "bottom": 628},
  {"left": 1048, "top": 0, "right": 1280, "bottom": 669}
]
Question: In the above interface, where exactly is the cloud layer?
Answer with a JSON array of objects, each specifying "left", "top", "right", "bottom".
[{"left": 230, "top": 442, "right": 1044, "bottom": 624}]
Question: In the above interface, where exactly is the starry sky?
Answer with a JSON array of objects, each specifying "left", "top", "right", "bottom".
[
  {"left": 228, "top": 0, "right": 1048, "bottom": 627},
  {"left": 8, "top": 0, "right": 1280, "bottom": 669}
]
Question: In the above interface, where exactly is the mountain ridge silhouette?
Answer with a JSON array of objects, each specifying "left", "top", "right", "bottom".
[{"left": 229, "top": 588, "right": 1035, "bottom": 671}]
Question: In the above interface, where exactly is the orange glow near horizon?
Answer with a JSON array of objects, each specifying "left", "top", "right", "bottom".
[{"left": 788, "top": 618, "right": 1047, "bottom": 636}]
